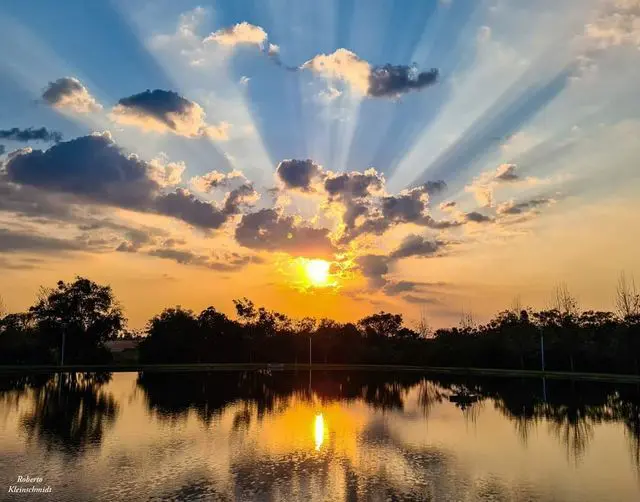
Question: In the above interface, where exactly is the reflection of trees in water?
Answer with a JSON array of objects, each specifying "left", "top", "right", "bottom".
[
  {"left": 136, "top": 370, "right": 426, "bottom": 426},
  {"left": 0, "top": 372, "right": 117, "bottom": 457},
  {"left": 137, "top": 370, "right": 640, "bottom": 471},
  {"left": 21, "top": 372, "right": 118, "bottom": 457}
]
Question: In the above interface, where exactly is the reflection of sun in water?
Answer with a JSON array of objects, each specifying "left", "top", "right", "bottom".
[
  {"left": 305, "top": 259, "right": 330, "bottom": 287},
  {"left": 314, "top": 413, "right": 325, "bottom": 450}
]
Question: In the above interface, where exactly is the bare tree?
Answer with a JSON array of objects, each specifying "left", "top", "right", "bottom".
[
  {"left": 460, "top": 307, "right": 476, "bottom": 330},
  {"left": 615, "top": 272, "right": 640, "bottom": 319},
  {"left": 510, "top": 295, "right": 523, "bottom": 314},
  {"left": 414, "top": 306, "right": 432, "bottom": 338},
  {"left": 551, "top": 283, "right": 579, "bottom": 316},
  {"left": 0, "top": 295, "right": 6, "bottom": 319}
]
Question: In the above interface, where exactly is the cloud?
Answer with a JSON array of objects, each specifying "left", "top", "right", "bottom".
[
  {"left": 383, "top": 281, "right": 422, "bottom": 295},
  {"left": 222, "top": 183, "right": 260, "bottom": 215},
  {"left": 390, "top": 234, "right": 444, "bottom": 259},
  {"left": 440, "top": 201, "right": 457, "bottom": 211},
  {"left": 148, "top": 246, "right": 262, "bottom": 271},
  {"left": 402, "top": 294, "right": 442, "bottom": 305},
  {"left": 42, "top": 77, "right": 102, "bottom": 113},
  {"left": 235, "top": 208, "right": 335, "bottom": 258},
  {"left": 276, "top": 159, "right": 323, "bottom": 192},
  {"left": 154, "top": 188, "right": 228, "bottom": 229},
  {"left": 0, "top": 127, "right": 63, "bottom": 143},
  {"left": 190, "top": 169, "right": 245, "bottom": 192},
  {"left": 0, "top": 227, "right": 82, "bottom": 253},
  {"left": 146, "top": 154, "right": 186, "bottom": 188},
  {"left": 4, "top": 132, "right": 158, "bottom": 209},
  {"left": 586, "top": 0, "right": 640, "bottom": 48},
  {"left": 4, "top": 132, "right": 232, "bottom": 230},
  {"left": 494, "top": 163, "right": 519, "bottom": 182},
  {"left": 465, "top": 211, "right": 493, "bottom": 223},
  {"left": 204, "top": 22, "right": 268, "bottom": 47},
  {"left": 111, "top": 89, "right": 228, "bottom": 139},
  {"left": 301, "top": 49, "right": 439, "bottom": 98},
  {"left": 0, "top": 145, "right": 5, "bottom": 156},
  {"left": 496, "top": 197, "right": 553, "bottom": 215},
  {"left": 465, "top": 164, "right": 524, "bottom": 207},
  {"left": 324, "top": 168, "right": 386, "bottom": 200},
  {"left": 355, "top": 254, "right": 389, "bottom": 288}
]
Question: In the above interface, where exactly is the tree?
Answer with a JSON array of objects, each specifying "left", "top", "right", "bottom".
[
  {"left": 551, "top": 283, "right": 579, "bottom": 317},
  {"left": 139, "top": 307, "right": 200, "bottom": 363},
  {"left": 414, "top": 307, "right": 433, "bottom": 339},
  {"left": 358, "top": 312, "right": 403, "bottom": 338},
  {"left": 615, "top": 272, "right": 640, "bottom": 320},
  {"left": 29, "top": 277, "right": 124, "bottom": 364}
]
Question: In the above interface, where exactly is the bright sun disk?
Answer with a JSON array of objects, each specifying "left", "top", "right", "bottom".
[{"left": 304, "top": 259, "right": 330, "bottom": 286}]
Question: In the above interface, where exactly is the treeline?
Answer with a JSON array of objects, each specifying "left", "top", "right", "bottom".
[{"left": 1, "top": 276, "right": 639, "bottom": 374}]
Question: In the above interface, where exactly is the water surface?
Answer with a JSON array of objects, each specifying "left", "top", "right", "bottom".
[{"left": 1, "top": 370, "right": 639, "bottom": 501}]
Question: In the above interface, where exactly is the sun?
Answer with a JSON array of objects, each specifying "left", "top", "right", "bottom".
[{"left": 304, "top": 259, "right": 330, "bottom": 287}]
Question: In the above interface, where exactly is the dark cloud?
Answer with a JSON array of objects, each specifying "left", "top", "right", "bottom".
[
  {"left": 402, "top": 294, "right": 441, "bottom": 305},
  {"left": 418, "top": 180, "right": 448, "bottom": 195},
  {"left": 368, "top": 65, "right": 439, "bottom": 98},
  {"left": 222, "top": 184, "right": 259, "bottom": 215},
  {"left": 465, "top": 211, "right": 493, "bottom": 223},
  {"left": 115, "top": 228, "right": 155, "bottom": 253},
  {"left": 300, "top": 49, "right": 439, "bottom": 99},
  {"left": 381, "top": 182, "right": 446, "bottom": 224},
  {"left": 324, "top": 170, "right": 384, "bottom": 200},
  {"left": 0, "top": 145, "right": 5, "bottom": 156},
  {"left": 115, "top": 89, "right": 195, "bottom": 131},
  {"left": 276, "top": 159, "right": 322, "bottom": 192},
  {"left": 440, "top": 201, "right": 457, "bottom": 210},
  {"left": 494, "top": 164, "right": 519, "bottom": 182},
  {"left": 383, "top": 281, "right": 422, "bottom": 295},
  {"left": 0, "top": 227, "right": 82, "bottom": 253},
  {"left": 235, "top": 209, "right": 335, "bottom": 258},
  {"left": 4, "top": 133, "right": 232, "bottom": 230},
  {"left": 147, "top": 246, "right": 263, "bottom": 271},
  {"left": 111, "top": 89, "right": 226, "bottom": 139},
  {"left": 154, "top": 189, "right": 227, "bottom": 229},
  {"left": 390, "top": 235, "right": 444, "bottom": 259},
  {"left": 148, "top": 248, "right": 209, "bottom": 266},
  {"left": 356, "top": 254, "right": 389, "bottom": 288},
  {"left": 4, "top": 133, "right": 157, "bottom": 209},
  {"left": 0, "top": 127, "right": 63, "bottom": 143},
  {"left": 381, "top": 192, "right": 425, "bottom": 223},
  {"left": 41, "top": 77, "right": 101, "bottom": 113},
  {"left": 497, "top": 197, "right": 551, "bottom": 215}
]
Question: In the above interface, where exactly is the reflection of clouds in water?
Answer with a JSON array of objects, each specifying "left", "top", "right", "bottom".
[{"left": 0, "top": 372, "right": 640, "bottom": 501}]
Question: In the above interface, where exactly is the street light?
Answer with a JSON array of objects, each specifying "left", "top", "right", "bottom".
[
  {"left": 60, "top": 322, "right": 67, "bottom": 367},
  {"left": 539, "top": 327, "right": 545, "bottom": 372}
]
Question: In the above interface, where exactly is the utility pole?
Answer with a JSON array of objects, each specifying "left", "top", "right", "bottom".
[
  {"left": 309, "top": 336, "right": 312, "bottom": 366},
  {"left": 60, "top": 323, "right": 66, "bottom": 367},
  {"left": 540, "top": 328, "right": 545, "bottom": 372}
]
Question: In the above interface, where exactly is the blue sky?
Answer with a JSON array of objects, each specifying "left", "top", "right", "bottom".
[{"left": 1, "top": 0, "right": 639, "bottom": 327}]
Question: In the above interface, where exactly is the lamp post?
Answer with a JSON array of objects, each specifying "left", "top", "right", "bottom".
[
  {"left": 540, "top": 327, "right": 545, "bottom": 372},
  {"left": 60, "top": 323, "right": 67, "bottom": 367}
]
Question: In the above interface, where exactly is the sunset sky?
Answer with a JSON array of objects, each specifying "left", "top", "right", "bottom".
[{"left": 1, "top": 0, "right": 639, "bottom": 329}]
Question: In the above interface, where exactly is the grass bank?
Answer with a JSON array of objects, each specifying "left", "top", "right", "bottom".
[{"left": 0, "top": 363, "right": 639, "bottom": 383}]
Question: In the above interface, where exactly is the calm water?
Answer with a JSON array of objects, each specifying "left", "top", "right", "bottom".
[{"left": 1, "top": 370, "right": 639, "bottom": 502}]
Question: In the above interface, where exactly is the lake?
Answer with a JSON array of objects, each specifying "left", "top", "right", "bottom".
[{"left": 1, "top": 370, "right": 639, "bottom": 501}]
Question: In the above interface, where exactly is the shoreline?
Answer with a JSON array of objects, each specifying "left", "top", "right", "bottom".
[{"left": 1, "top": 363, "right": 639, "bottom": 383}]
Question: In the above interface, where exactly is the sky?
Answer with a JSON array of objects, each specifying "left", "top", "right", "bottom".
[{"left": 0, "top": 0, "right": 639, "bottom": 329}]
